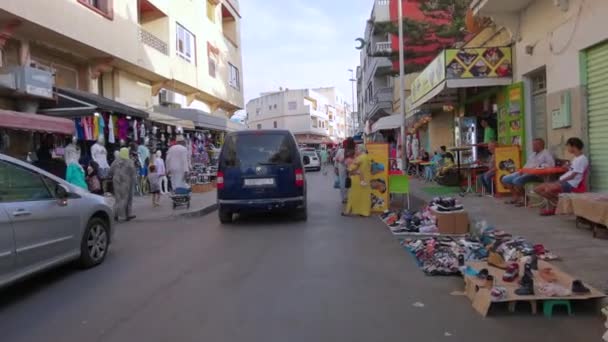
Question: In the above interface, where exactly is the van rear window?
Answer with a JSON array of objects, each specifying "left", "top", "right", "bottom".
[{"left": 221, "top": 134, "right": 295, "bottom": 167}]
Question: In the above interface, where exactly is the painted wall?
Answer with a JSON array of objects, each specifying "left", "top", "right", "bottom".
[{"left": 513, "top": 0, "right": 608, "bottom": 155}]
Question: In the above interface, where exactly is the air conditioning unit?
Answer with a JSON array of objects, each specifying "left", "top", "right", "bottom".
[
  {"left": 158, "top": 89, "right": 181, "bottom": 108},
  {"left": 0, "top": 66, "right": 54, "bottom": 99}
]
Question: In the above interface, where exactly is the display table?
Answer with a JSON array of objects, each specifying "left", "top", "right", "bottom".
[
  {"left": 557, "top": 193, "right": 608, "bottom": 237},
  {"left": 464, "top": 260, "right": 605, "bottom": 317}
]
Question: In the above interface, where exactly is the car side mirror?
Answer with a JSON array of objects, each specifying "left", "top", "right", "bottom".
[
  {"left": 303, "top": 156, "right": 311, "bottom": 165},
  {"left": 56, "top": 184, "right": 69, "bottom": 205}
]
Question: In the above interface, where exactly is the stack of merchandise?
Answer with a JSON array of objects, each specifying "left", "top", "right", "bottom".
[
  {"left": 477, "top": 227, "right": 560, "bottom": 265},
  {"left": 381, "top": 209, "right": 438, "bottom": 234},
  {"left": 379, "top": 197, "right": 465, "bottom": 235},
  {"left": 429, "top": 197, "right": 464, "bottom": 213},
  {"left": 401, "top": 237, "right": 488, "bottom": 276}
]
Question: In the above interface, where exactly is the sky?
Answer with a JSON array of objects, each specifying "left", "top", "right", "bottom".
[{"left": 237, "top": 0, "right": 372, "bottom": 116}]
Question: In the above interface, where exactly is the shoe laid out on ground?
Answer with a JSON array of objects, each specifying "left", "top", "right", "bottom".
[
  {"left": 540, "top": 208, "right": 556, "bottom": 216},
  {"left": 572, "top": 280, "right": 591, "bottom": 294},
  {"left": 515, "top": 263, "right": 535, "bottom": 296},
  {"left": 539, "top": 268, "right": 558, "bottom": 283},
  {"left": 515, "top": 277, "right": 535, "bottom": 296},
  {"left": 430, "top": 196, "right": 464, "bottom": 212},
  {"left": 491, "top": 286, "right": 508, "bottom": 301},
  {"left": 502, "top": 263, "right": 519, "bottom": 282},
  {"left": 538, "top": 283, "right": 571, "bottom": 297}
]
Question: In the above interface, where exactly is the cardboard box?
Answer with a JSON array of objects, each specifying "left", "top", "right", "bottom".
[{"left": 430, "top": 208, "right": 470, "bottom": 235}]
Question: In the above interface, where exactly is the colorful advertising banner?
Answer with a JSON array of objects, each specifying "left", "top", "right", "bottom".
[
  {"left": 494, "top": 145, "right": 522, "bottom": 194},
  {"left": 445, "top": 47, "right": 512, "bottom": 79},
  {"left": 411, "top": 47, "right": 513, "bottom": 107},
  {"left": 411, "top": 52, "right": 446, "bottom": 104},
  {"left": 366, "top": 143, "right": 389, "bottom": 213},
  {"left": 497, "top": 82, "right": 526, "bottom": 154}
]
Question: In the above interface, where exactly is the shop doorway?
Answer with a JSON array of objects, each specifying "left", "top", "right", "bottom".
[
  {"left": 585, "top": 41, "right": 608, "bottom": 191},
  {"left": 529, "top": 69, "right": 547, "bottom": 144}
]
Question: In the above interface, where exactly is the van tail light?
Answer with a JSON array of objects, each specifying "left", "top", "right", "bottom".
[
  {"left": 295, "top": 168, "right": 304, "bottom": 187},
  {"left": 216, "top": 171, "right": 225, "bottom": 190}
]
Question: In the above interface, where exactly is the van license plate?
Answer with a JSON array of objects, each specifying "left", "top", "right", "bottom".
[{"left": 244, "top": 178, "right": 275, "bottom": 186}]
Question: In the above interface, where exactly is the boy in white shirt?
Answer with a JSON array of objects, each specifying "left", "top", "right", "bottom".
[{"left": 534, "top": 137, "right": 588, "bottom": 216}]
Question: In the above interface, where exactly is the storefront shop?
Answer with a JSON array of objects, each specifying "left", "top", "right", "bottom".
[
  {"left": 411, "top": 46, "right": 514, "bottom": 164},
  {"left": 0, "top": 109, "right": 75, "bottom": 179}
]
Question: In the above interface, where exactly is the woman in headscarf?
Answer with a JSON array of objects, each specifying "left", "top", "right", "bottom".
[
  {"left": 335, "top": 137, "right": 356, "bottom": 204},
  {"left": 343, "top": 144, "right": 372, "bottom": 217},
  {"left": 110, "top": 148, "right": 137, "bottom": 221}
]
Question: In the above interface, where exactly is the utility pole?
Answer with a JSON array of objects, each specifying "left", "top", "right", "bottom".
[
  {"left": 398, "top": 0, "right": 407, "bottom": 172},
  {"left": 348, "top": 68, "right": 356, "bottom": 137}
]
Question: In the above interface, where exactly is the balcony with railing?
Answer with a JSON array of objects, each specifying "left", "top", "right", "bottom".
[
  {"left": 375, "top": 41, "right": 392, "bottom": 54},
  {"left": 365, "top": 87, "right": 393, "bottom": 121},
  {"left": 138, "top": 27, "right": 168, "bottom": 55},
  {"left": 371, "top": 0, "right": 390, "bottom": 23}
]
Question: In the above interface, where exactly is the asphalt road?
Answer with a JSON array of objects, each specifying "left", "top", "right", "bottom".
[{"left": 0, "top": 172, "right": 603, "bottom": 342}]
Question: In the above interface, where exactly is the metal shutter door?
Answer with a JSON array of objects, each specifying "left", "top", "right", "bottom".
[{"left": 587, "top": 42, "right": 608, "bottom": 191}]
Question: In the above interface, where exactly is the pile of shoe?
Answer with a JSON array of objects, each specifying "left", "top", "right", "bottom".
[
  {"left": 381, "top": 209, "right": 438, "bottom": 234},
  {"left": 479, "top": 227, "right": 560, "bottom": 265},
  {"left": 430, "top": 197, "right": 464, "bottom": 213},
  {"left": 402, "top": 237, "right": 488, "bottom": 276}
]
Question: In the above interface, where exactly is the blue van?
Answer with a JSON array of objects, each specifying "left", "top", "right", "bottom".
[{"left": 216, "top": 130, "right": 308, "bottom": 223}]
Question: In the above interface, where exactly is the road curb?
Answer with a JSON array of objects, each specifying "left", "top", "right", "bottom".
[{"left": 177, "top": 203, "right": 218, "bottom": 218}]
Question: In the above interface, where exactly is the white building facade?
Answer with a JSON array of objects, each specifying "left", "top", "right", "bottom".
[{"left": 246, "top": 87, "right": 349, "bottom": 145}]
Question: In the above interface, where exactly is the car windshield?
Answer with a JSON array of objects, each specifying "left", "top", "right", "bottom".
[
  {"left": 222, "top": 134, "right": 294, "bottom": 167},
  {"left": 303, "top": 152, "right": 317, "bottom": 158}
]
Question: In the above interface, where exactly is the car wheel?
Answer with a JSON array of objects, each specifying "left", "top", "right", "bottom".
[
  {"left": 219, "top": 207, "right": 233, "bottom": 224},
  {"left": 295, "top": 207, "right": 308, "bottom": 221},
  {"left": 79, "top": 217, "right": 110, "bottom": 268}
]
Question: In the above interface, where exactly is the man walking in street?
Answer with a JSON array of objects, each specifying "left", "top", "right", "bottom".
[
  {"left": 166, "top": 135, "right": 191, "bottom": 190},
  {"left": 501, "top": 138, "right": 555, "bottom": 206}
]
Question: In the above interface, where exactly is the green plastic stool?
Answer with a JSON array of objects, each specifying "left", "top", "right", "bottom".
[{"left": 543, "top": 300, "right": 572, "bottom": 318}]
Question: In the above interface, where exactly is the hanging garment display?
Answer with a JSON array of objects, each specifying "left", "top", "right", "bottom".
[
  {"left": 117, "top": 117, "right": 129, "bottom": 140},
  {"left": 93, "top": 115, "right": 100, "bottom": 140},
  {"left": 133, "top": 120, "right": 139, "bottom": 142},
  {"left": 107, "top": 114, "right": 116, "bottom": 143}
]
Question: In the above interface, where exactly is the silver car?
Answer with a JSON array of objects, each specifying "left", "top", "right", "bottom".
[{"left": 0, "top": 153, "right": 113, "bottom": 288}]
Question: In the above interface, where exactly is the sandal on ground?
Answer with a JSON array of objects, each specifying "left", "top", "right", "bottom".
[
  {"left": 540, "top": 209, "right": 556, "bottom": 216},
  {"left": 504, "top": 200, "right": 517, "bottom": 205},
  {"left": 514, "top": 202, "right": 525, "bottom": 207}
]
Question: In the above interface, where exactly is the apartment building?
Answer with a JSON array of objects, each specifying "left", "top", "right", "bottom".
[
  {"left": 0, "top": 0, "right": 243, "bottom": 117},
  {"left": 357, "top": 0, "right": 394, "bottom": 129},
  {"left": 473, "top": 0, "right": 608, "bottom": 191},
  {"left": 246, "top": 87, "right": 349, "bottom": 146}
]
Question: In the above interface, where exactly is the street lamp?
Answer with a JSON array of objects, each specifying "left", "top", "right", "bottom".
[{"left": 348, "top": 68, "right": 356, "bottom": 138}]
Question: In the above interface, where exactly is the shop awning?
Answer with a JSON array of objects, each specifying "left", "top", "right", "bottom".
[
  {"left": 371, "top": 114, "right": 403, "bottom": 133},
  {"left": 153, "top": 106, "right": 230, "bottom": 131},
  {"left": 149, "top": 112, "right": 195, "bottom": 130},
  {"left": 411, "top": 47, "right": 513, "bottom": 110},
  {"left": 0, "top": 109, "right": 75, "bottom": 135},
  {"left": 38, "top": 87, "right": 149, "bottom": 119}
]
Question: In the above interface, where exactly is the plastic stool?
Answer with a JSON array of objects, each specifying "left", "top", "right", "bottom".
[{"left": 543, "top": 300, "right": 572, "bottom": 318}]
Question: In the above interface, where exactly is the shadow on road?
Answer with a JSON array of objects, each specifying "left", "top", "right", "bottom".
[{"left": 0, "top": 263, "right": 77, "bottom": 308}]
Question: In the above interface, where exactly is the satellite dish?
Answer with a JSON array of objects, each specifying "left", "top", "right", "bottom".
[{"left": 355, "top": 38, "right": 366, "bottom": 50}]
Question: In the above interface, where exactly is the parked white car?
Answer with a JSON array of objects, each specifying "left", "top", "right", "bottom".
[
  {"left": 0, "top": 153, "right": 114, "bottom": 289},
  {"left": 301, "top": 150, "right": 321, "bottom": 171}
]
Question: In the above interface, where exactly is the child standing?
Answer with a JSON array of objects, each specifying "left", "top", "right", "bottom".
[{"left": 148, "top": 164, "right": 161, "bottom": 207}]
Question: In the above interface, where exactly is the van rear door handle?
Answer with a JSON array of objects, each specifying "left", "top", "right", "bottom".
[{"left": 12, "top": 209, "right": 31, "bottom": 217}]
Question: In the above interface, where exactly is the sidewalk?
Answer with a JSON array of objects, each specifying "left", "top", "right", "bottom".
[
  {"left": 408, "top": 178, "right": 608, "bottom": 291},
  {"left": 129, "top": 190, "right": 217, "bottom": 222}
]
